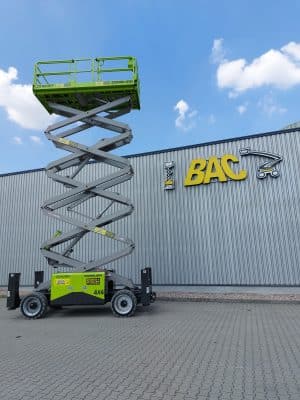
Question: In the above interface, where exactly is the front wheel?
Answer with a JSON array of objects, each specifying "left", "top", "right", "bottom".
[
  {"left": 20, "top": 292, "right": 48, "bottom": 319},
  {"left": 111, "top": 289, "right": 137, "bottom": 317},
  {"left": 257, "top": 171, "right": 266, "bottom": 179},
  {"left": 271, "top": 169, "right": 280, "bottom": 178}
]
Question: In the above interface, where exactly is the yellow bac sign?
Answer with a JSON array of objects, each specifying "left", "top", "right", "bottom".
[{"left": 184, "top": 154, "right": 247, "bottom": 186}]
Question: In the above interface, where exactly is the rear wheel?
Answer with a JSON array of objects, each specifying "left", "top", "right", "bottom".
[
  {"left": 20, "top": 292, "right": 48, "bottom": 319},
  {"left": 111, "top": 289, "right": 137, "bottom": 317}
]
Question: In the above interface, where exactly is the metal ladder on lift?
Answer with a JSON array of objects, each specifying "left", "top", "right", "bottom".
[{"left": 33, "top": 57, "right": 140, "bottom": 273}]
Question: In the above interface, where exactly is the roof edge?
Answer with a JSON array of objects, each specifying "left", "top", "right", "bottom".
[{"left": 1, "top": 126, "right": 300, "bottom": 178}]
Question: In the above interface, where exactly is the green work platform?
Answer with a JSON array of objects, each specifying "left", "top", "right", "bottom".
[{"left": 33, "top": 56, "right": 140, "bottom": 112}]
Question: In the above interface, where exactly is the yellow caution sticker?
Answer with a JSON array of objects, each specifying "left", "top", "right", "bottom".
[
  {"left": 58, "top": 138, "right": 71, "bottom": 145},
  {"left": 93, "top": 227, "right": 115, "bottom": 239},
  {"left": 53, "top": 230, "right": 62, "bottom": 238},
  {"left": 58, "top": 138, "right": 79, "bottom": 148},
  {"left": 94, "top": 227, "right": 107, "bottom": 235}
]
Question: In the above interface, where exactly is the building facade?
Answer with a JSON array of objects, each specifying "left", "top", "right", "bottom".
[{"left": 0, "top": 127, "right": 299, "bottom": 286}]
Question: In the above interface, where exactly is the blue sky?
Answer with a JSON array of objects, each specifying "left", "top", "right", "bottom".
[{"left": 0, "top": 0, "right": 299, "bottom": 173}]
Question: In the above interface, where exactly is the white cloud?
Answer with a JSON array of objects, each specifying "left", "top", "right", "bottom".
[
  {"left": 30, "top": 135, "right": 42, "bottom": 144},
  {"left": 175, "top": 99, "right": 188, "bottom": 119},
  {"left": 215, "top": 41, "right": 300, "bottom": 95},
  {"left": 188, "top": 110, "right": 198, "bottom": 118},
  {"left": 12, "top": 136, "right": 23, "bottom": 145},
  {"left": 174, "top": 99, "right": 197, "bottom": 131},
  {"left": 0, "top": 66, "right": 57, "bottom": 130},
  {"left": 211, "top": 38, "right": 226, "bottom": 64},
  {"left": 237, "top": 104, "right": 247, "bottom": 114},
  {"left": 282, "top": 42, "right": 300, "bottom": 61},
  {"left": 258, "top": 94, "right": 287, "bottom": 116}
]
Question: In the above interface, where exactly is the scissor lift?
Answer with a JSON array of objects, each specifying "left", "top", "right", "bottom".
[{"left": 7, "top": 57, "right": 155, "bottom": 318}]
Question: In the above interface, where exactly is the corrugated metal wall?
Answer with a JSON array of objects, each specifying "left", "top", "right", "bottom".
[{"left": 1, "top": 129, "right": 300, "bottom": 286}]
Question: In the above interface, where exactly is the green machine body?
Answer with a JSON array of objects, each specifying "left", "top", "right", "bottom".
[{"left": 50, "top": 272, "right": 106, "bottom": 306}]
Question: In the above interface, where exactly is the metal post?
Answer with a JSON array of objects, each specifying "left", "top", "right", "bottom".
[
  {"left": 7, "top": 273, "right": 21, "bottom": 309},
  {"left": 141, "top": 268, "right": 152, "bottom": 306},
  {"left": 34, "top": 271, "right": 44, "bottom": 288}
]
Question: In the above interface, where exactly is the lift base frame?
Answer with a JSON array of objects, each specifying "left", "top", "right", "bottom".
[{"left": 7, "top": 268, "right": 155, "bottom": 317}]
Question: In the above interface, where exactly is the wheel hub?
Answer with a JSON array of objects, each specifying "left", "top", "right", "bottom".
[
  {"left": 115, "top": 295, "right": 133, "bottom": 315},
  {"left": 22, "top": 296, "right": 42, "bottom": 317},
  {"left": 29, "top": 302, "right": 38, "bottom": 310}
]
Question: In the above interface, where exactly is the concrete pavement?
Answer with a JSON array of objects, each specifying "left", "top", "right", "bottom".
[{"left": 1, "top": 299, "right": 300, "bottom": 399}]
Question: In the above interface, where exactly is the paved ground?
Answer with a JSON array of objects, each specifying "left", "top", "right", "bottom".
[
  {"left": 1, "top": 299, "right": 300, "bottom": 400},
  {"left": 154, "top": 286, "right": 300, "bottom": 294}
]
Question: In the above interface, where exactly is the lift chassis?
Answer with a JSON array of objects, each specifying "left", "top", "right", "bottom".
[
  {"left": 7, "top": 57, "right": 155, "bottom": 318},
  {"left": 8, "top": 268, "right": 155, "bottom": 318}
]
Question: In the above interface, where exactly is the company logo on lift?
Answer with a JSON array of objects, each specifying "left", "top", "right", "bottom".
[
  {"left": 55, "top": 279, "right": 70, "bottom": 285},
  {"left": 184, "top": 149, "right": 283, "bottom": 186}
]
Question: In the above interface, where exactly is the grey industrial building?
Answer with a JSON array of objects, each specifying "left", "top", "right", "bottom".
[{"left": 1, "top": 127, "right": 300, "bottom": 287}]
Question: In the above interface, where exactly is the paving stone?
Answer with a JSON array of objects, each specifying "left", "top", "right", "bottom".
[{"left": 1, "top": 300, "right": 300, "bottom": 400}]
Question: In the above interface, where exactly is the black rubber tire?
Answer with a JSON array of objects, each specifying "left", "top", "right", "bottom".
[
  {"left": 20, "top": 292, "right": 48, "bottom": 319},
  {"left": 111, "top": 289, "right": 137, "bottom": 317}
]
